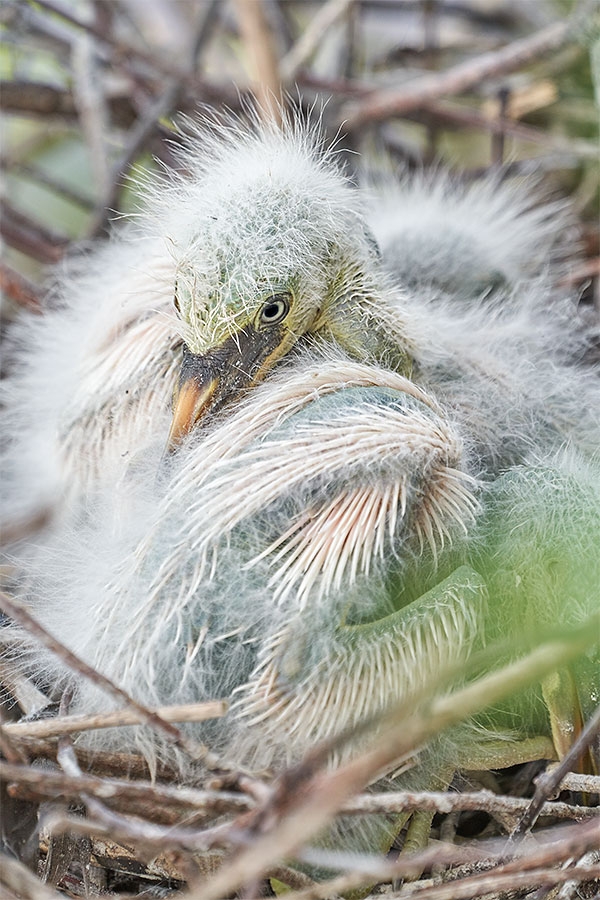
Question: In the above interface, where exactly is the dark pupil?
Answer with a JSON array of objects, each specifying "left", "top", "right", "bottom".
[{"left": 263, "top": 302, "right": 281, "bottom": 320}]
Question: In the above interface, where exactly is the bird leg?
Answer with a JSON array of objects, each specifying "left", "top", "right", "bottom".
[{"left": 236, "top": 565, "right": 487, "bottom": 760}]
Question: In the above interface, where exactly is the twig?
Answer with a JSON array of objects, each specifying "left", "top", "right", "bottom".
[
  {"left": 386, "top": 866, "right": 600, "bottom": 900},
  {"left": 1, "top": 761, "right": 254, "bottom": 821},
  {"left": 86, "top": 80, "right": 183, "bottom": 237},
  {"left": 341, "top": 788, "right": 597, "bottom": 822},
  {"left": 280, "top": 0, "right": 356, "bottom": 81},
  {"left": 0, "top": 81, "right": 79, "bottom": 118},
  {"left": 2, "top": 701, "right": 227, "bottom": 740},
  {"left": 31, "top": 0, "right": 187, "bottom": 79},
  {"left": 0, "top": 723, "right": 29, "bottom": 766},
  {"left": 0, "top": 591, "right": 203, "bottom": 761},
  {"left": 0, "top": 264, "right": 43, "bottom": 313},
  {"left": 343, "top": 19, "right": 570, "bottom": 128},
  {"left": 0, "top": 200, "right": 68, "bottom": 264},
  {"left": 511, "top": 704, "right": 600, "bottom": 839},
  {"left": 557, "top": 771, "right": 600, "bottom": 794},
  {"left": 284, "top": 820, "right": 600, "bottom": 900},
  {"left": 43, "top": 802, "right": 234, "bottom": 855},
  {"left": 71, "top": 33, "right": 110, "bottom": 198},
  {"left": 87, "top": 2, "right": 219, "bottom": 237},
  {"left": 0, "top": 853, "right": 64, "bottom": 900},
  {"left": 193, "top": 622, "right": 599, "bottom": 900},
  {"left": 233, "top": 0, "right": 282, "bottom": 123},
  {"left": 30, "top": 0, "right": 237, "bottom": 109},
  {"left": 419, "top": 99, "right": 599, "bottom": 159},
  {"left": 0, "top": 80, "right": 138, "bottom": 129},
  {"left": 3, "top": 739, "right": 178, "bottom": 780},
  {"left": 0, "top": 661, "right": 51, "bottom": 718},
  {"left": 0, "top": 158, "right": 95, "bottom": 210}
]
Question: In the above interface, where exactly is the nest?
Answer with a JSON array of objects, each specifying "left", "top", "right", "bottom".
[{"left": 1, "top": 606, "right": 599, "bottom": 898}]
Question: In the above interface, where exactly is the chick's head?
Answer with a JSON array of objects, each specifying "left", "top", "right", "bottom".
[{"left": 162, "top": 124, "right": 398, "bottom": 449}]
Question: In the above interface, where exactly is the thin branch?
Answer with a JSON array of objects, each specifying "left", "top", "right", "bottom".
[
  {"left": 0, "top": 853, "right": 64, "bottom": 900},
  {"left": 511, "top": 703, "right": 600, "bottom": 839},
  {"left": 0, "top": 264, "right": 43, "bottom": 313},
  {"left": 87, "top": 2, "right": 221, "bottom": 237},
  {"left": 31, "top": 0, "right": 236, "bottom": 109},
  {"left": 0, "top": 81, "right": 79, "bottom": 118},
  {"left": 420, "top": 98, "right": 599, "bottom": 159},
  {"left": 385, "top": 866, "right": 600, "bottom": 900},
  {"left": 71, "top": 33, "right": 110, "bottom": 198},
  {"left": 1, "top": 760, "right": 253, "bottom": 819},
  {"left": 343, "top": 19, "right": 571, "bottom": 128},
  {"left": 557, "top": 770, "right": 600, "bottom": 794},
  {"left": 0, "top": 158, "right": 95, "bottom": 210},
  {"left": 0, "top": 200, "right": 68, "bottom": 264},
  {"left": 194, "top": 622, "right": 599, "bottom": 900},
  {"left": 280, "top": 0, "right": 356, "bottom": 81},
  {"left": 2, "top": 701, "right": 227, "bottom": 740},
  {"left": 341, "top": 788, "right": 597, "bottom": 822},
  {"left": 269, "top": 820, "right": 600, "bottom": 900},
  {"left": 233, "top": 0, "right": 283, "bottom": 123},
  {"left": 0, "top": 591, "right": 204, "bottom": 762}
]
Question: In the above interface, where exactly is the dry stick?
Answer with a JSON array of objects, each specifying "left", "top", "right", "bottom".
[
  {"left": 298, "top": 73, "right": 598, "bottom": 159},
  {"left": 386, "top": 867, "right": 600, "bottom": 900},
  {"left": 3, "top": 759, "right": 593, "bottom": 852},
  {"left": 280, "top": 0, "right": 356, "bottom": 81},
  {"left": 0, "top": 264, "right": 43, "bottom": 314},
  {"left": 419, "top": 99, "right": 599, "bottom": 159},
  {"left": 0, "top": 761, "right": 253, "bottom": 819},
  {"left": 2, "top": 701, "right": 227, "bottom": 740},
  {"left": 30, "top": 0, "right": 236, "bottom": 108},
  {"left": 89, "top": 3, "right": 214, "bottom": 237},
  {"left": 87, "top": 80, "right": 183, "bottom": 237},
  {"left": 0, "top": 80, "right": 139, "bottom": 130},
  {"left": 0, "top": 158, "right": 96, "bottom": 210},
  {"left": 0, "top": 853, "right": 64, "bottom": 900},
  {"left": 0, "top": 724, "right": 29, "bottom": 765},
  {"left": 233, "top": 0, "right": 283, "bottom": 124},
  {"left": 88, "top": 2, "right": 219, "bottom": 237},
  {"left": 0, "top": 81, "right": 80, "bottom": 118},
  {"left": 0, "top": 591, "right": 203, "bottom": 761},
  {"left": 71, "top": 34, "right": 111, "bottom": 200},
  {"left": 558, "top": 771, "right": 600, "bottom": 794},
  {"left": 42, "top": 797, "right": 235, "bottom": 855},
  {"left": 511, "top": 703, "right": 600, "bottom": 839},
  {"left": 343, "top": 19, "right": 570, "bottom": 129},
  {"left": 291, "top": 868, "right": 600, "bottom": 900},
  {"left": 341, "top": 789, "right": 597, "bottom": 822},
  {"left": 32, "top": 0, "right": 189, "bottom": 81},
  {"left": 277, "top": 820, "right": 600, "bottom": 900},
  {"left": 0, "top": 200, "right": 69, "bottom": 264},
  {"left": 193, "top": 623, "right": 599, "bottom": 900}
]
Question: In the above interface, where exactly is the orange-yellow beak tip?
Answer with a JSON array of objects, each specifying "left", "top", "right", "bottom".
[{"left": 166, "top": 377, "right": 218, "bottom": 454}]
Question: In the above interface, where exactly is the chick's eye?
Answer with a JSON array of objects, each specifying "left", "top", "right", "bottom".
[{"left": 258, "top": 294, "right": 290, "bottom": 327}]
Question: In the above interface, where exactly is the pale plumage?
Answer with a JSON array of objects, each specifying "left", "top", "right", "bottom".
[{"left": 1, "top": 117, "right": 599, "bottom": 786}]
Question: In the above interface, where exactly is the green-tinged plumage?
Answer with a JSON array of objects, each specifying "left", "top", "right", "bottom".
[{"left": 1, "top": 120, "right": 598, "bottom": 869}]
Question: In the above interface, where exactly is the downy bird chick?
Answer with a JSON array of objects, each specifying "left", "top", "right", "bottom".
[{"left": 1, "top": 118, "right": 598, "bottom": 790}]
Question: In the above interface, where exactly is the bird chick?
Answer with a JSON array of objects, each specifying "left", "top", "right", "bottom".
[{"left": 1, "top": 116, "right": 598, "bottom": 792}]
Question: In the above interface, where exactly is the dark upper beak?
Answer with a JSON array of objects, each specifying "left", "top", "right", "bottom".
[{"left": 166, "top": 323, "right": 291, "bottom": 452}]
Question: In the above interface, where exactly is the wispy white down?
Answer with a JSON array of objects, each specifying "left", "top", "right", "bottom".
[{"left": 1, "top": 114, "right": 598, "bottom": 777}]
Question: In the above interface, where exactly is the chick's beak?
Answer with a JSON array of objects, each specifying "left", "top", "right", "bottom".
[
  {"left": 166, "top": 323, "right": 293, "bottom": 453},
  {"left": 167, "top": 375, "right": 218, "bottom": 453}
]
